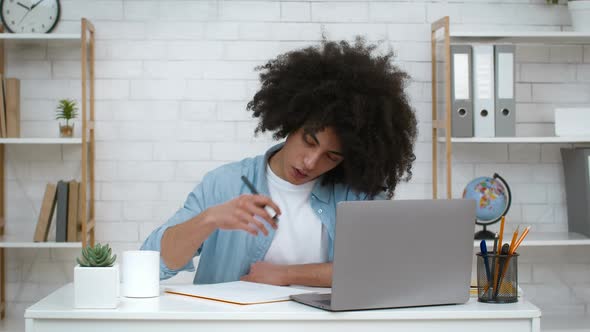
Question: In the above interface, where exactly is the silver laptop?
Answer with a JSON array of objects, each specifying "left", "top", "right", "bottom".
[{"left": 291, "top": 199, "right": 476, "bottom": 311}]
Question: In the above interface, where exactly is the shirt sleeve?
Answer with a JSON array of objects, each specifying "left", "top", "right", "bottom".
[
  {"left": 140, "top": 179, "right": 210, "bottom": 280},
  {"left": 371, "top": 190, "right": 388, "bottom": 201}
]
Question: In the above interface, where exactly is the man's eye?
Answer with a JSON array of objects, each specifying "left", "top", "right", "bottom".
[
  {"left": 304, "top": 135, "right": 314, "bottom": 146},
  {"left": 328, "top": 154, "right": 341, "bottom": 162}
]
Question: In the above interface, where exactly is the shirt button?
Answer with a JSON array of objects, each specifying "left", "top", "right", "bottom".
[{"left": 318, "top": 209, "right": 323, "bottom": 213}]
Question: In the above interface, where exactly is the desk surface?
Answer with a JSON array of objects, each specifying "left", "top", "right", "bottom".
[{"left": 25, "top": 283, "right": 541, "bottom": 321}]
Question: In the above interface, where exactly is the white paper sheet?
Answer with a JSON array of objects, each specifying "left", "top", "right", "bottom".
[{"left": 165, "top": 281, "right": 318, "bottom": 305}]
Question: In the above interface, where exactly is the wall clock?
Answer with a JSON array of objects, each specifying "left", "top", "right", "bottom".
[{"left": 1, "top": 0, "right": 60, "bottom": 33}]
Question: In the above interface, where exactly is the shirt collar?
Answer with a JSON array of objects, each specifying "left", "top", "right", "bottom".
[{"left": 261, "top": 142, "right": 331, "bottom": 204}]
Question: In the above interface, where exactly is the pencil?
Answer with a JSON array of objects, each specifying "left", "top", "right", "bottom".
[
  {"left": 497, "top": 226, "right": 519, "bottom": 294},
  {"left": 508, "top": 226, "right": 520, "bottom": 255},
  {"left": 497, "top": 216, "right": 506, "bottom": 254},
  {"left": 512, "top": 226, "right": 531, "bottom": 252},
  {"left": 492, "top": 215, "right": 507, "bottom": 295},
  {"left": 497, "top": 226, "right": 531, "bottom": 296}
]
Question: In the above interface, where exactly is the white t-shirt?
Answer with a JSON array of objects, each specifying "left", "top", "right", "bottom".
[{"left": 263, "top": 164, "right": 328, "bottom": 265}]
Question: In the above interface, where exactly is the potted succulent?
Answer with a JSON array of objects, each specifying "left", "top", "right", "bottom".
[
  {"left": 55, "top": 99, "right": 78, "bottom": 138},
  {"left": 547, "top": 0, "right": 590, "bottom": 31},
  {"left": 74, "top": 243, "right": 119, "bottom": 309}
]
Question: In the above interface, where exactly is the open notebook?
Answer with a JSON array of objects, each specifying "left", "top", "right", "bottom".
[{"left": 165, "top": 281, "right": 318, "bottom": 305}]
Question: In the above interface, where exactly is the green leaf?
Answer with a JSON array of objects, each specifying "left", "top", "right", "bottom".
[
  {"left": 76, "top": 257, "right": 88, "bottom": 267},
  {"left": 55, "top": 99, "right": 78, "bottom": 121},
  {"left": 77, "top": 243, "right": 116, "bottom": 267}
]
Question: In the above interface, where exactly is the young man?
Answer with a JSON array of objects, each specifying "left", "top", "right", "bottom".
[{"left": 141, "top": 37, "right": 417, "bottom": 287}]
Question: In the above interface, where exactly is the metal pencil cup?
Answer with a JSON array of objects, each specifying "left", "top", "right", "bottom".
[{"left": 476, "top": 252, "right": 519, "bottom": 303}]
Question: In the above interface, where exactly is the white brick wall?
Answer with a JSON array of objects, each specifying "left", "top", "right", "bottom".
[{"left": 3, "top": 0, "right": 590, "bottom": 328}]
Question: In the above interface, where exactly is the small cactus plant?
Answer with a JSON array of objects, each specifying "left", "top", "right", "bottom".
[{"left": 76, "top": 243, "right": 117, "bottom": 267}]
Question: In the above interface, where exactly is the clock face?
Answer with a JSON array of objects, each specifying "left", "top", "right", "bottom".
[{"left": 1, "top": 0, "right": 60, "bottom": 33}]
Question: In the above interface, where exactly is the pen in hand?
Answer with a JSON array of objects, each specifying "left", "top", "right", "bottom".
[
  {"left": 241, "top": 175, "right": 260, "bottom": 195},
  {"left": 240, "top": 175, "right": 279, "bottom": 222}
]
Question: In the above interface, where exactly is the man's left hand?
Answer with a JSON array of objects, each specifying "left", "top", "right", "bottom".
[{"left": 240, "top": 262, "right": 289, "bottom": 286}]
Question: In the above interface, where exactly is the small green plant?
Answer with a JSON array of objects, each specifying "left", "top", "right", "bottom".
[
  {"left": 76, "top": 243, "right": 117, "bottom": 267},
  {"left": 55, "top": 99, "right": 78, "bottom": 127}
]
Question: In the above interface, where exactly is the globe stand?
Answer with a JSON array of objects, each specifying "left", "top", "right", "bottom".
[{"left": 474, "top": 224, "right": 496, "bottom": 240}]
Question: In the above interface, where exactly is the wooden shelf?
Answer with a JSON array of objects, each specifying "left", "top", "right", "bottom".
[
  {"left": 431, "top": 16, "right": 590, "bottom": 201},
  {"left": 0, "top": 18, "right": 96, "bottom": 319},
  {"left": 0, "top": 234, "right": 81, "bottom": 248},
  {"left": 437, "top": 136, "right": 590, "bottom": 144},
  {"left": 0, "top": 138, "right": 82, "bottom": 144},
  {"left": 0, "top": 33, "right": 80, "bottom": 40},
  {"left": 449, "top": 31, "right": 590, "bottom": 43},
  {"left": 474, "top": 232, "right": 590, "bottom": 247}
]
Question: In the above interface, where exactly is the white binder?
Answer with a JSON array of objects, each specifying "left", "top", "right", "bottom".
[{"left": 472, "top": 44, "right": 495, "bottom": 137}]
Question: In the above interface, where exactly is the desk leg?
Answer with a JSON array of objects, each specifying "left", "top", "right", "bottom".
[
  {"left": 532, "top": 317, "right": 540, "bottom": 332},
  {"left": 25, "top": 318, "right": 34, "bottom": 332}
]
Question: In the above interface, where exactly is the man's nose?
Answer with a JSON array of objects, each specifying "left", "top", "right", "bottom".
[{"left": 303, "top": 152, "right": 321, "bottom": 170}]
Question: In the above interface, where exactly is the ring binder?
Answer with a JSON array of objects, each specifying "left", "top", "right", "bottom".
[
  {"left": 473, "top": 44, "right": 495, "bottom": 137},
  {"left": 494, "top": 45, "right": 516, "bottom": 137},
  {"left": 450, "top": 45, "right": 474, "bottom": 137}
]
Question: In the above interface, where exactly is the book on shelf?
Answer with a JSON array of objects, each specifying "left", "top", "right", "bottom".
[
  {"left": 4, "top": 78, "right": 20, "bottom": 138},
  {"left": 0, "top": 75, "right": 6, "bottom": 138},
  {"left": 67, "top": 180, "right": 79, "bottom": 242},
  {"left": 77, "top": 181, "right": 84, "bottom": 241},
  {"left": 55, "top": 180, "right": 69, "bottom": 242},
  {"left": 33, "top": 183, "right": 58, "bottom": 242},
  {"left": 33, "top": 180, "right": 82, "bottom": 243}
]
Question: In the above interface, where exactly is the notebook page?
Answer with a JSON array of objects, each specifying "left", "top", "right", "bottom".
[{"left": 165, "top": 281, "right": 317, "bottom": 305}]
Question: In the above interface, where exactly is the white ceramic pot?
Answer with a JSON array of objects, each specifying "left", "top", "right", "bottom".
[
  {"left": 74, "top": 264, "right": 119, "bottom": 309},
  {"left": 569, "top": 1, "right": 590, "bottom": 32}
]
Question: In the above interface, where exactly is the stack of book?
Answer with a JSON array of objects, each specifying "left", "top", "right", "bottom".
[
  {"left": 0, "top": 76, "right": 20, "bottom": 138},
  {"left": 33, "top": 180, "right": 84, "bottom": 242}
]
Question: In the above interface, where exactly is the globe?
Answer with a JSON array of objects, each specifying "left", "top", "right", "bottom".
[{"left": 462, "top": 173, "right": 512, "bottom": 239}]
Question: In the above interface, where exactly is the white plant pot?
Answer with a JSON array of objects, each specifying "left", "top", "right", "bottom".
[
  {"left": 569, "top": 1, "right": 590, "bottom": 32},
  {"left": 74, "top": 264, "right": 119, "bottom": 309}
]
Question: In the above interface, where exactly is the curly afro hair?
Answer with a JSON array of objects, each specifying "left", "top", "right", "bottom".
[{"left": 247, "top": 37, "right": 417, "bottom": 199}]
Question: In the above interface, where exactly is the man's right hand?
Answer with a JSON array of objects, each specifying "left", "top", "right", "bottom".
[{"left": 204, "top": 194, "right": 281, "bottom": 236}]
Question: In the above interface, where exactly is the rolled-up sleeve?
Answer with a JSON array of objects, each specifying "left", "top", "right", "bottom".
[
  {"left": 141, "top": 180, "right": 209, "bottom": 280},
  {"left": 372, "top": 190, "right": 388, "bottom": 201}
]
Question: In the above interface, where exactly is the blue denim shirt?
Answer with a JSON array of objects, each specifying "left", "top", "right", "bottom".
[{"left": 141, "top": 143, "right": 385, "bottom": 284}]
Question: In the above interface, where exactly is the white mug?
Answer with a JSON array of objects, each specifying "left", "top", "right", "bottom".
[{"left": 122, "top": 250, "right": 160, "bottom": 298}]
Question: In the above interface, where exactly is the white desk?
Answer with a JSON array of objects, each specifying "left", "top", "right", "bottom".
[{"left": 25, "top": 283, "right": 542, "bottom": 332}]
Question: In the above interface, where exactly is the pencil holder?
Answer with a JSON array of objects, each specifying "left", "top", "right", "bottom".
[{"left": 476, "top": 252, "right": 519, "bottom": 303}]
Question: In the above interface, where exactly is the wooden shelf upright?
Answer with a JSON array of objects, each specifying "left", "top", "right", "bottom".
[{"left": 0, "top": 18, "right": 96, "bottom": 319}]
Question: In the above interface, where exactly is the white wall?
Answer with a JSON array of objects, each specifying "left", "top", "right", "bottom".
[{"left": 3, "top": 0, "right": 589, "bottom": 325}]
